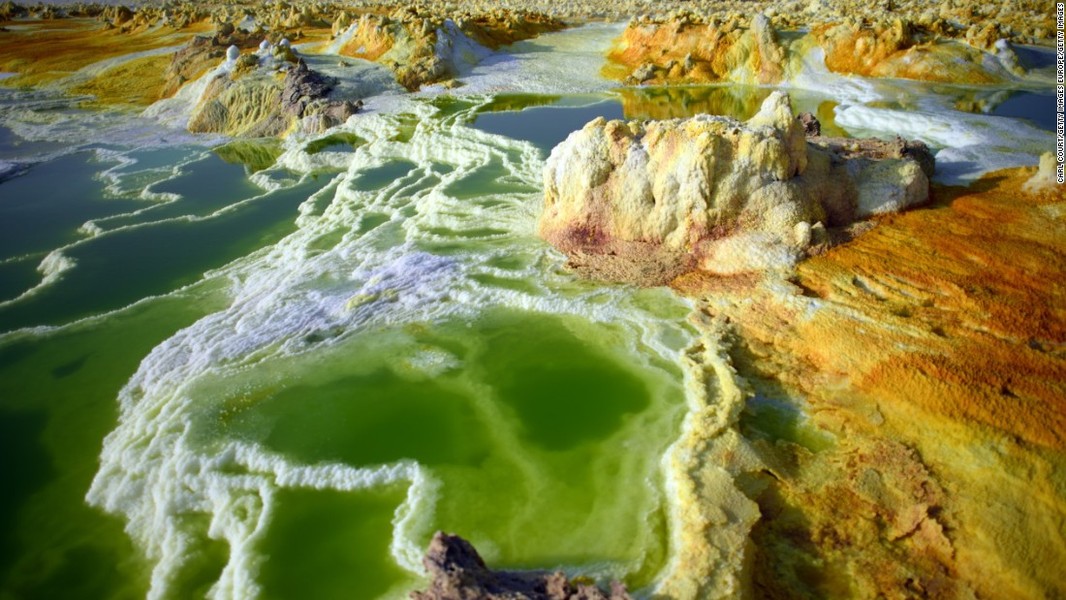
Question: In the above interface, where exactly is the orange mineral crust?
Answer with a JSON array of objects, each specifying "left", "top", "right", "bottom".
[
  {"left": 674, "top": 166, "right": 1066, "bottom": 598},
  {"left": 795, "top": 170, "right": 1066, "bottom": 449},
  {"left": 0, "top": 18, "right": 207, "bottom": 90},
  {"left": 603, "top": 15, "right": 786, "bottom": 86},
  {"left": 812, "top": 21, "right": 1007, "bottom": 84}
]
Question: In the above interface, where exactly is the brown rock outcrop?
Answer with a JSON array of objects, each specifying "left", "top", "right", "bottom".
[
  {"left": 188, "top": 57, "right": 362, "bottom": 137},
  {"left": 410, "top": 532, "right": 631, "bottom": 600},
  {"left": 160, "top": 27, "right": 262, "bottom": 99}
]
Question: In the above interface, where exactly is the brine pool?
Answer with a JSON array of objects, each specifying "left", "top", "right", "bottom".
[{"left": 0, "top": 78, "right": 1054, "bottom": 599}]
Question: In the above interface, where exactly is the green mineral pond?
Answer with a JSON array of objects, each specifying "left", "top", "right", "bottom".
[
  {"left": 0, "top": 93, "right": 717, "bottom": 599},
  {"left": 0, "top": 78, "right": 1052, "bottom": 599}
]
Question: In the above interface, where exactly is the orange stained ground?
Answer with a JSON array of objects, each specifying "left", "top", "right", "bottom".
[
  {"left": 673, "top": 166, "right": 1066, "bottom": 598},
  {"left": 794, "top": 169, "right": 1066, "bottom": 449},
  {"left": 0, "top": 18, "right": 209, "bottom": 87}
]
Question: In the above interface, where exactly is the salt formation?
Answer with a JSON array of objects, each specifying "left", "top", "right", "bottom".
[
  {"left": 813, "top": 19, "right": 1023, "bottom": 83},
  {"left": 606, "top": 13, "right": 1027, "bottom": 86},
  {"left": 605, "top": 14, "right": 789, "bottom": 86},
  {"left": 335, "top": 9, "right": 565, "bottom": 90},
  {"left": 539, "top": 92, "right": 932, "bottom": 279},
  {"left": 1023, "top": 152, "right": 1059, "bottom": 194},
  {"left": 187, "top": 56, "right": 363, "bottom": 137},
  {"left": 671, "top": 164, "right": 1066, "bottom": 599}
]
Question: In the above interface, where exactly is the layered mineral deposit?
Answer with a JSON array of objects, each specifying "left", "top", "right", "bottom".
[
  {"left": 604, "top": 14, "right": 788, "bottom": 86},
  {"left": 539, "top": 91, "right": 932, "bottom": 282},
  {"left": 187, "top": 52, "right": 362, "bottom": 137},
  {"left": 335, "top": 8, "right": 564, "bottom": 90},
  {"left": 670, "top": 164, "right": 1066, "bottom": 599},
  {"left": 605, "top": 13, "right": 1029, "bottom": 87},
  {"left": 812, "top": 18, "right": 1023, "bottom": 83}
]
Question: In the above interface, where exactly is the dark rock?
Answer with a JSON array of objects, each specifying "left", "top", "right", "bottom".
[
  {"left": 798, "top": 111, "right": 821, "bottom": 137},
  {"left": 319, "top": 99, "right": 363, "bottom": 122},
  {"left": 282, "top": 59, "right": 337, "bottom": 119},
  {"left": 281, "top": 59, "right": 364, "bottom": 130},
  {"left": 410, "top": 532, "right": 632, "bottom": 600}
]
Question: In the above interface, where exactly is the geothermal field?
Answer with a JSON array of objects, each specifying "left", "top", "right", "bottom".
[{"left": 0, "top": 0, "right": 1062, "bottom": 598}]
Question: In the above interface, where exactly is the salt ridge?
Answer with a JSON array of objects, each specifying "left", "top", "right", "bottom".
[{"left": 85, "top": 104, "right": 702, "bottom": 599}]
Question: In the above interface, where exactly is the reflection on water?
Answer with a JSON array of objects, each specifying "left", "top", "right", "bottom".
[
  {"left": 471, "top": 87, "right": 853, "bottom": 153},
  {"left": 952, "top": 89, "right": 1055, "bottom": 132},
  {"left": 616, "top": 85, "right": 774, "bottom": 121},
  {"left": 213, "top": 139, "right": 284, "bottom": 173},
  {"left": 470, "top": 96, "right": 624, "bottom": 154}
]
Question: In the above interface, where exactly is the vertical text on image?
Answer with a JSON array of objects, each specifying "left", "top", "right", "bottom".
[{"left": 1057, "top": 3, "right": 1065, "bottom": 182}]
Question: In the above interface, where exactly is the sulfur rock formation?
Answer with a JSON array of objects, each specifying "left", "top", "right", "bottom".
[
  {"left": 605, "top": 14, "right": 789, "bottom": 86},
  {"left": 187, "top": 51, "right": 362, "bottom": 138},
  {"left": 336, "top": 8, "right": 564, "bottom": 90},
  {"left": 605, "top": 13, "right": 1028, "bottom": 87},
  {"left": 539, "top": 91, "right": 931, "bottom": 282},
  {"left": 812, "top": 18, "right": 1024, "bottom": 83}
]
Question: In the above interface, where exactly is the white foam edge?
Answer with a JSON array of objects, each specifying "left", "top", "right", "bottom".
[
  {"left": 60, "top": 98, "right": 709, "bottom": 600},
  {"left": 92, "top": 147, "right": 192, "bottom": 205},
  {"left": 0, "top": 248, "right": 80, "bottom": 312},
  {"left": 0, "top": 159, "right": 28, "bottom": 181},
  {"left": 0, "top": 169, "right": 327, "bottom": 311},
  {"left": 82, "top": 282, "right": 696, "bottom": 600},
  {"left": 0, "top": 268, "right": 212, "bottom": 347},
  {"left": 88, "top": 143, "right": 292, "bottom": 235}
]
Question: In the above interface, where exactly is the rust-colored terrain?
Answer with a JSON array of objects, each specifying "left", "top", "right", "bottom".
[{"left": 675, "top": 167, "right": 1066, "bottom": 598}]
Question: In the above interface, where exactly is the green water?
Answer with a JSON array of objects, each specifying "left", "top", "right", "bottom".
[
  {"left": 0, "top": 257, "right": 38, "bottom": 302},
  {"left": 0, "top": 151, "right": 142, "bottom": 259},
  {"left": 0, "top": 91, "right": 779, "bottom": 600},
  {"left": 0, "top": 287, "right": 227, "bottom": 599},
  {"left": 0, "top": 174, "right": 332, "bottom": 331},
  {"left": 96, "top": 152, "right": 260, "bottom": 229},
  {"left": 258, "top": 487, "right": 412, "bottom": 600},
  {"left": 471, "top": 97, "right": 624, "bottom": 155},
  {"left": 183, "top": 305, "right": 685, "bottom": 592},
  {"left": 304, "top": 132, "right": 366, "bottom": 155},
  {"left": 469, "top": 87, "right": 853, "bottom": 154},
  {"left": 0, "top": 27, "right": 1058, "bottom": 595}
]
